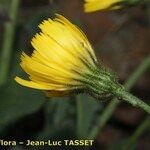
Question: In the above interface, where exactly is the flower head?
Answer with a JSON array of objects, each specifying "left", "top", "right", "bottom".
[
  {"left": 84, "top": 0, "right": 123, "bottom": 12},
  {"left": 84, "top": 0, "right": 141, "bottom": 13},
  {"left": 15, "top": 14, "right": 98, "bottom": 96},
  {"left": 15, "top": 14, "right": 120, "bottom": 98}
]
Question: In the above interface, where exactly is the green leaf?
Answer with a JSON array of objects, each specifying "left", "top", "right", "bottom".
[{"left": 0, "top": 82, "right": 46, "bottom": 133}]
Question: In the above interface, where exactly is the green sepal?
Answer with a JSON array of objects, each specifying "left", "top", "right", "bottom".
[{"left": 82, "top": 66, "right": 124, "bottom": 101}]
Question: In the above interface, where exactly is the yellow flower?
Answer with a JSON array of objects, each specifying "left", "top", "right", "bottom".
[
  {"left": 14, "top": 14, "right": 150, "bottom": 114},
  {"left": 84, "top": 0, "right": 123, "bottom": 12},
  {"left": 15, "top": 14, "right": 98, "bottom": 97}
]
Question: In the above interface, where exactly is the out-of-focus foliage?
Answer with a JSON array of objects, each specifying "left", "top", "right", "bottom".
[
  {"left": 0, "top": 0, "right": 149, "bottom": 150},
  {"left": 37, "top": 95, "right": 103, "bottom": 137},
  {"left": 0, "top": 47, "right": 46, "bottom": 134},
  {"left": 76, "top": 94, "right": 103, "bottom": 138},
  {"left": 0, "top": 0, "right": 10, "bottom": 21}
]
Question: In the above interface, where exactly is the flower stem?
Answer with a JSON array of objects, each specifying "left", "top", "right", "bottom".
[
  {"left": 115, "top": 90, "right": 150, "bottom": 114},
  {"left": 88, "top": 55, "right": 150, "bottom": 139},
  {"left": 0, "top": 0, "right": 20, "bottom": 86}
]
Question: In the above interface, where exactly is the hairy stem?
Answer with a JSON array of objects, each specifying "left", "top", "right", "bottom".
[
  {"left": 88, "top": 56, "right": 150, "bottom": 139},
  {"left": 116, "top": 89, "right": 150, "bottom": 114}
]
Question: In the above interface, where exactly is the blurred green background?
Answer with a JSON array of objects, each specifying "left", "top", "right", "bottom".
[{"left": 0, "top": 0, "right": 149, "bottom": 150}]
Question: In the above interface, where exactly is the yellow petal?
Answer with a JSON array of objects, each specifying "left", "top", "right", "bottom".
[
  {"left": 84, "top": 0, "right": 122, "bottom": 12},
  {"left": 15, "top": 14, "right": 98, "bottom": 96}
]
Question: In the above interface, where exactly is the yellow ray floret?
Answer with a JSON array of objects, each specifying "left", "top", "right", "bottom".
[
  {"left": 15, "top": 14, "right": 98, "bottom": 95},
  {"left": 84, "top": 0, "right": 122, "bottom": 12}
]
